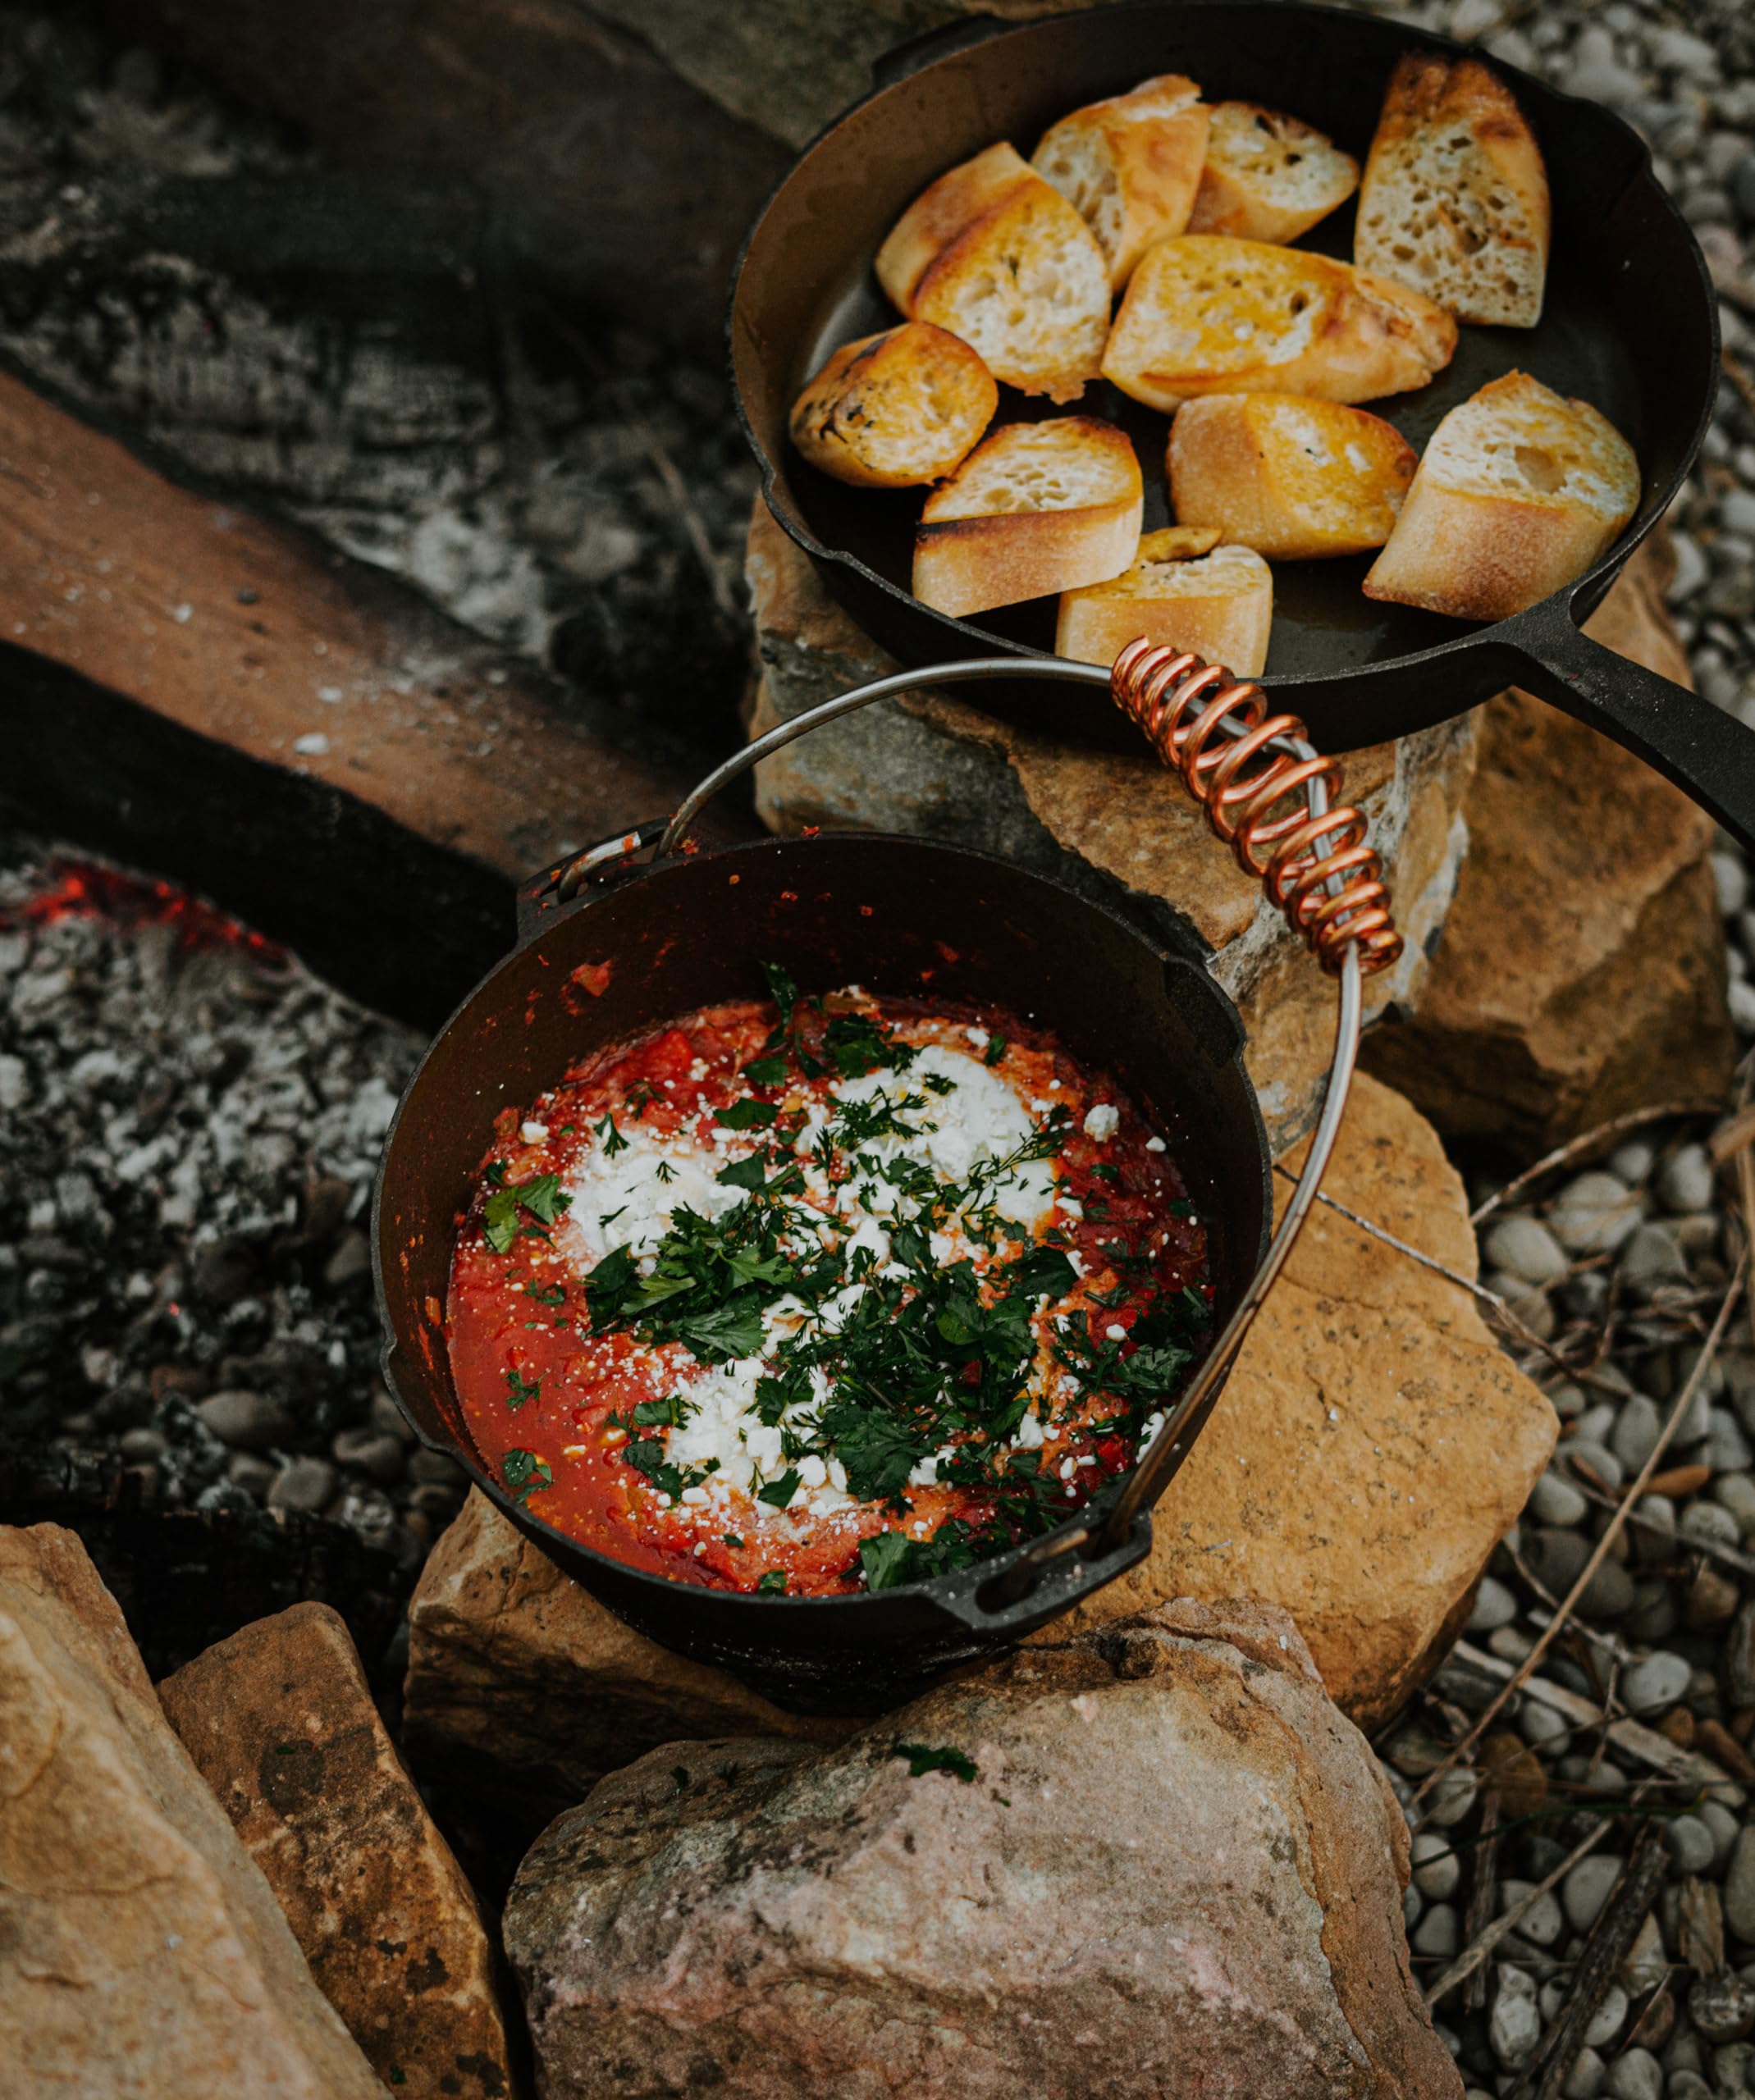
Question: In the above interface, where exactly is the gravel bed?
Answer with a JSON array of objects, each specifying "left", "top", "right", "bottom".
[{"left": 0, "top": 833, "right": 448, "bottom": 1566}]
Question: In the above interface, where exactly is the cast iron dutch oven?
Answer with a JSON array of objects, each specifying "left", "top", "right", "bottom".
[
  {"left": 373, "top": 824, "right": 1265, "bottom": 1712},
  {"left": 730, "top": 0, "right": 1755, "bottom": 845}
]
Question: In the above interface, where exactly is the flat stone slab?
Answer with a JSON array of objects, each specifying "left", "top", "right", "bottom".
[
  {"left": 159, "top": 1600, "right": 513, "bottom": 2100},
  {"left": 504, "top": 1596, "right": 1463, "bottom": 2100},
  {"left": 0, "top": 1523, "right": 382, "bottom": 2100},
  {"left": 404, "top": 1070, "right": 1553, "bottom": 1769}
]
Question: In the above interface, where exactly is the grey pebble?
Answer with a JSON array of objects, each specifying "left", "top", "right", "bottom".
[
  {"left": 1403, "top": 1883, "right": 1423, "bottom": 1932},
  {"left": 1614, "top": 1394, "right": 1666, "bottom": 1471},
  {"left": 117, "top": 1427, "right": 166, "bottom": 1461},
  {"left": 1564, "top": 2045, "right": 1606, "bottom": 2099},
  {"left": 1622, "top": 1649, "right": 1692, "bottom": 1716},
  {"left": 1727, "top": 1600, "right": 1755, "bottom": 1708},
  {"left": 1424, "top": 1769, "right": 1478, "bottom": 1830},
  {"left": 1565, "top": 1439, "right": 1626, "bottom": 1493},
  {"left": 408, "top": 1447, "right": 468, "bottom": 1486},
  {"left": 1680, "top": 1500, "right": 1742, "bottom": 1549},
  {"left": 1666, "top": 1814, "right": 1718, "bottom": 1876},
  {"left": 1519, "top": 1700, "right": 1570, "bottom": 1756},
  {"left": 266, "top": 1456, "right": 337, "bottom": 1515},
  {"left": 194, "top": 1389, "right": 291, "bottom": 1451},
  {"left": 1469, "top": 1575, "right": 1518, "bottom": 1633},
  {"left": 1484, "top": 1213, "right": 1570, "bottom": 1286},
  {"left": 1713, "top": 1408, "right": 1755, "bottom": 1475},
  {"left": 1529, "top": 1469, "right": 1589, "bottom": 1527},
  {"left": 1725, "top": 1827, "right": 1755, "bottom": 1944},
  {"left": 1564, "top": 1856, "right": 1627, "bottom": 1937},
  {"left": 1689, "top": 1969, "right": 1755, "bottom": 2043},
  {"left": 1501, "top": 1880, "right": 1565, "bottom": 1948},
  {"left": 1702, "top": 1799, "right": 1741, "bottom": 1874},
  {"left": 1549, "top": 1172, "right": 1643, "bottom": 1255},
  {"left": 1410, "top": 1902, "right": 1459, "bottom": 1957},
  {"left": 1410, "top": 1829, "right": 1460, "bottom": 1901},
  {"left": 226, "top": 1452, "right": 277, "bottom": 1496},
  {"left": 1584, "top": 1982, "right": 1627, "bottom": 2052},
  {"left": 331, "top": 1427, "right": 408, "bottom": 1483},
  {"left": 1634, "top": 1493, "right": 1679, "bottom": 1564},
  {"left": 1657, "top": 1142, "right": 1717, "bottom": 1212},
  {"left": 1620, "top": 1221, "right": 1689, "bottom": 1294},
  {"left": 1490, "top": 1965, "right": 1542, "bottom": 2069},
  {"left": 1665, "top": 2075, "right": 1711, "bottom": 2100},
  {"left": 1610, "top": 1139, "right": 1656, "bottom": 1185},
  {"left": 1603, "top": 2050, "right": 1661, "bottom": 2100},
  {"left": 368, "top": 1388, "right": 417, "bottom": 1443}
]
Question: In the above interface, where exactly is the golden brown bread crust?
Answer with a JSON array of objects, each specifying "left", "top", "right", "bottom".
[
  {"left": 1055, "top": 531, "right": 1273, "bottom": 673},
  {"left": 914, "top": 417, "right": 1143, "bottom": 619},
  {"left": 1101, "top": 237, "right": 1457, "bottom": 411},
  {"left": 1032, "top": 74, "right": 1209, "bottom": 289},
  {"left": 1168, "top": 395, "right": 1418, "bottom": 559},
  {"left": 1186, "top": 102, "right": 1360, "bottom": 245},
  {"left": 1361, "top": 485, "right": 1621, "bottom": 621},
  {"left": 788, "top": 324, "right": 998, "bottom": 489},
  {"left": 1363, "top": 372, "right": 1638, "bottom": 619},
  {"left": 874, "top": 143, "right": 1034, "bottom": 314},
  {"left": 1355, "top": 52, "right": 1550, "bottom": 326}
]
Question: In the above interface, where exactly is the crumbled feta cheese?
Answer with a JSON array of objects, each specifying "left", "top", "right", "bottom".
[
  {"left": 1082, "top": 1102, "right": 1119, "bottom": 1142},
  {"left": 964, "top": 1025, "right": 989, "bottom": 1048},
  {"left": 1145, "top": 1136, "right": 1166, "bottom": 1153},
  {"left": 520, "top": 1121, "right": 549, "bottom": 1144},
  {"left": 1104, "top": 1323, "right": 1127, "bottom": 1341}
]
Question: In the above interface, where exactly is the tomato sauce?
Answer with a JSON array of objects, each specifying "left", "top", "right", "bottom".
[{"left": 446, "top": 988, "right": 1209, "bottom": 1597}]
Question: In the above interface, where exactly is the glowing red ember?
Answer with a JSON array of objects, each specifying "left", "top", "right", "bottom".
[{"left": 7, "top": 860, "right": 286, "bottom": 962}]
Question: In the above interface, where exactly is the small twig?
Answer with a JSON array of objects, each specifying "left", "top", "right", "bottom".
[
  {"left": 1469, "top": 1099, "right": 1722, "bottom": 1228},
  {"left": 1562, "top": 1471, "right": 1755, "bottom": 1582},
  {"left": 1448, "top": 1642, "right": 1742, "bottom": 1800},
  {"left": 1271, "top": 1167, "right": 1613, "bottom": 1385},
  {"left": 1426, "top": 1811, "right": 1609, "bottom": 2008},
  {"left": 1410, "top": 1273, "right": 1744, "bottom": 1807},
  {"left": 1502, "top": 1823, "right": 1670, "bottom": 2100},
  {"left": 1461, "top": 1788, "right": 1502, "bottom": 2013}
]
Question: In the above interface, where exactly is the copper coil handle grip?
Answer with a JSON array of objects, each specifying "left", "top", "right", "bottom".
[{"left": 1108, "top": 637, "right": 1403, "bottom": 979}]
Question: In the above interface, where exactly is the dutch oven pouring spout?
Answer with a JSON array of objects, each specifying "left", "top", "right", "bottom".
[{"left": 376, "top": 639, "right": 1405, "bottom": 1711}]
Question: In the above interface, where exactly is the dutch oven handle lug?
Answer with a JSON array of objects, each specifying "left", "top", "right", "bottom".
[
  {"left": 656, "top": 643, "right": 1403, "bottom": 1606},
  {"left": 1495, "top": 591, "right": 1755, "bottom": 851},
  {"left": 514, "top": 819, "right": 671, "bottom": 944},
  {"left": 871, "top": 15, "right": 1015, "bottom": 91}
]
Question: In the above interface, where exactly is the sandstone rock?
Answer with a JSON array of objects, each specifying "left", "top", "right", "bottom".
[
  {"left": 0, "top": 1523, "right": 381, "bottom": 2100},
  {"left": 1035, "top": 1071, "right": 1557, "bottom": 1731},
  {"left": 404, "top": 1491, "right": 857, "bottom": 1804},
  {"left": 746, "top": 498, "right": 1478, "bottom": 1153},
  {"left": 408, "top": 1072, "right": 1550, "bottom": 1768},
  {"left": 1360, "top": 532, "right": 1733, "bottom": 1153},
  {"left": 158, "top": 1601, "right": 512, "bottom": 2100},
  {"left": 505, "top": 1596, "right": 1462, "bottom": 2100}
]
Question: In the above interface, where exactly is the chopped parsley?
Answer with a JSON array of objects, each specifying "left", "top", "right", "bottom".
[
  {"left": 893, "top": 1741, "right": 979, "bottom": 1783},
  {"left": 984, "top": 1034, "right": 1008, "bottom": 1067},
  {"left": 757, "top": 1569, "right": 788, "bottom": 1594},
  {"left": 593, "top": 1112, "right": 629, "bottom": 1157},
  {"left": 504, "top": 1367, "right": 541, "bottom": 1409},
  {"left": 756, "top": 1468, "right": 801, "bottom": 1509},
  {"left": 501, "top": 1449, "right": 551, "bottom": 1504},
  {"left": 483, "top": 1172, "right": 571, "bottom": 1253}
]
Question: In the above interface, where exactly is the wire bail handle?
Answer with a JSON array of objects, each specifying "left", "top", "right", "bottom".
[{"left": 546, "top": 642, "right": 1403, "bottom": 1568}]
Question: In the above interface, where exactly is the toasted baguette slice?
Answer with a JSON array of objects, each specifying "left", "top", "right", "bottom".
[
  {"left": 1032, "top": 73, "right": 1209, "bottom": 290},
  {"left": 875, "top": 142, "right": 1111, "bottom": 401},
  {"left": 1056, "top": 527, "right": 1273, "bottom": 674},
  {"left": 1102, "top": 236, "right": 1456, "bottom": 412},
  {"left": 1186, "top": 102, "right": 1360, "bottom": 244},
  {"left": 914, "top": 418, "right": 1143, "bottom": 619},
  {"left": 1363, "top": 372, "right": 1638, "bottom": 621},
  {"left": 1355, "top": 53, "right": 1550, "bottom": 328},
  {"left": 1168, "top": 394, "right": 1417, "bottom": 559},
  {"left": 790, "top": 323, "right": 998, "bottom": 488}
]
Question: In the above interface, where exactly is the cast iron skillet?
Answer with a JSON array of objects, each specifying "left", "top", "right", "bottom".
[
  {"left": 730, "top": 0, "right": 1755, "bottom": 845},
  {"left": 373, "top": 826, "right": 1269, "bottom": 1714}
]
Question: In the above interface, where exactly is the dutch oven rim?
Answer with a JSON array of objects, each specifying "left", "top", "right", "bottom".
[{"left": 372, "top": 822, "right": 1273, "bottom": 1618}]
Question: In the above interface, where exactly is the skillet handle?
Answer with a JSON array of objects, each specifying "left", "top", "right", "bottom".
[
  {"left": 871, "top": 16, "right": 1014, "bottom": 90},
  {"left": 1497, "top": 596, "right": 1755, "bottom": 851}
]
